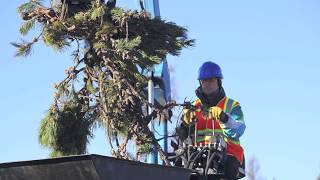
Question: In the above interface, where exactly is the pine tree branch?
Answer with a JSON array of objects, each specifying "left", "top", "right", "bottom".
[{"left": 15, "top": 2, "right": 194, "bottom": 162}]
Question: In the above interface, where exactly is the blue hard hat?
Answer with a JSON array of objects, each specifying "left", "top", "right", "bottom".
[{"left": 197, "top": 61, "right": 223, "bottom": 80}]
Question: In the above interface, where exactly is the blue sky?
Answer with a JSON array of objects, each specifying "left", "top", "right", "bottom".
[{"left": 1, "top": 0, "right": 320, "bottom": 179}]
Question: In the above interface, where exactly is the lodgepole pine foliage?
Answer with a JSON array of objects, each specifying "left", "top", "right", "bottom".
[{"left": 13, "top": 0, "right": 194, "bottom": 164}]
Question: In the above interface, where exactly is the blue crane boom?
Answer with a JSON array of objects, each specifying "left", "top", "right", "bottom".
[{"left": 139, "top": 0, "right": 171, "bottom": 165}]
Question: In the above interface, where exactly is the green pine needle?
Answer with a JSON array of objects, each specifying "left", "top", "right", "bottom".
[
  {"left": 91, "top": 6, "right": 105, "bottom": 20},
  {"left": 93, "top": 42, "right": 106, "bottom": 50},
  {"left": 86, "top": 79, "right": 96, "bottom": 94},
  {"left": 19, "top": 19, "right": 36, "bottom": 36},
  {"left": 17, "top": 2, "right": 32, "bottom": 14},
  {"left": 11, "top": 42, "right": 33, "bottom": 57},
  {"left": 127, "top": 36, "right": 141, "bottom": 50}
]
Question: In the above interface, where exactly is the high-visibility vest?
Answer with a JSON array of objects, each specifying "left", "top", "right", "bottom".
[{"left": 193, "top": 97, "right": 244, "bottom": 164}]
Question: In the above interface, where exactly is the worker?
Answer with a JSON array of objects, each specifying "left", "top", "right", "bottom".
[{"left": 180, "top": 61, "right": 246, "bottom": 179}]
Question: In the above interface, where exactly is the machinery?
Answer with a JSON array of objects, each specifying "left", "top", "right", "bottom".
[{"left": 167, "top": 102, "right": 229, "bottom": 180}]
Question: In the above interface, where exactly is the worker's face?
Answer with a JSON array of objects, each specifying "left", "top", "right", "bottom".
[{"left": 200, "top": 78, "right": 219, "bottom": 95}]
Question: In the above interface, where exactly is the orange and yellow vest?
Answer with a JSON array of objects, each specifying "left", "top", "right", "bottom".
[{"left": 193, "top": 97, "right": 244, "bottom": 164}]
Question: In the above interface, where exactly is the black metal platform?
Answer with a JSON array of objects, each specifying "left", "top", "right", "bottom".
[{"left": 0, "top": 154, "right": 193, "bottom": 180}]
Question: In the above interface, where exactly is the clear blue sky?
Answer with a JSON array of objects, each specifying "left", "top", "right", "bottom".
[{"left": 1, "top": 0, "right": 320, "bottom": 179}]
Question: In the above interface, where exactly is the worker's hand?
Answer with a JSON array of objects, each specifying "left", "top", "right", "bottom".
[
  {"left": 209, "top": 106, "right": 229, "bottom": 123},
  {"left": 183, "top": 108, "right": 196, "bottom": 124},
  {"left": 209, "top": 106, "right": 223, "bottom": 120}
]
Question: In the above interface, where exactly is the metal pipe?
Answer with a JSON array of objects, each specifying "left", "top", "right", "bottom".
[
  {"left": 147, "top": 71, "right": 157, "bottom": 164},
  {"left": 142, "top": 0, "right": 170, "bottom": 165}
]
